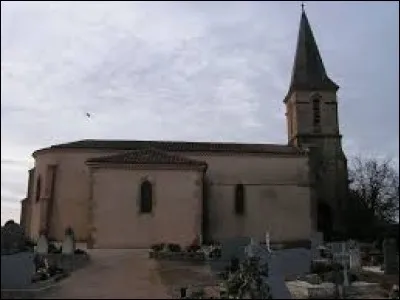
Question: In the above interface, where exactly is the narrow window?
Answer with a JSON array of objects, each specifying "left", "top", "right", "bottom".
[
  {"left": 35, "top": 176, "right": 41, "bottom": 203},
  {"left": 140, "top": 180, "right": 153, "bottom": 213},
  {"left": 234, "top": 184, "right": 245, "bottom": 215},
  {"left": 312, "top": 98, "right": 321, "bottom": 132}
]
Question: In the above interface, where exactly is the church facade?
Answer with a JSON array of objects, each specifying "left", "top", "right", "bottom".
[{"left": 20, "top": 10, "right": 349, "bottom": 249}]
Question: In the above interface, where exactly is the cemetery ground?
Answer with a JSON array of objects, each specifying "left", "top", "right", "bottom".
[
  {"left": 5, "top": 248, "right": 398, "bottom": 299},
  {"left": 37, "top": 249, "right": 221, "bottom": 299},
  {"left": 38, "top": 249, "right": 171, "bottom": 299},
  {"left": 2, "top": 221, "right": 399, "bottom": 299}
]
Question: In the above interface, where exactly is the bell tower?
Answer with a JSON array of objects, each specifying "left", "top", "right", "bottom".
[{"left": 284, "top": 7, "right": 349, "bottom": 239}]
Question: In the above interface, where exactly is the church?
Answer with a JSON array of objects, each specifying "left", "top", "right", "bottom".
[{"left": 20, "top": 9, "right": 349, "bottom": 249}]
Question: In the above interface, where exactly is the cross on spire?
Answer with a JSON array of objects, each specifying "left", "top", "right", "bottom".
[{"left": 301, "top": 2, "right": 305, "bottom": 12}]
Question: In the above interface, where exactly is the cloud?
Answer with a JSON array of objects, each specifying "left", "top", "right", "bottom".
[{"left": 1, "top": 1, "right": 399, "bottom": 224}]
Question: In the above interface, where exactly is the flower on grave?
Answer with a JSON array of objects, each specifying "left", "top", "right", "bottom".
[
  {"left": 220, "top": 255, "right": 272, "bottom": 299},
  {"left": 186, "top": 236, "right": 201, "bottom": 252},
  {"left": 390, "top": 285, "right": 399, "bottom": 299}
]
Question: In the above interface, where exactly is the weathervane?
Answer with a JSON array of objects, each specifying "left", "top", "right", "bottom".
[{"left": 301, "top": 2, "right": 305, "bottom": 12}]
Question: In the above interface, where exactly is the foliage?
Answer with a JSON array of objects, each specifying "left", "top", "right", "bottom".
[
  {"left": 311, "top": 261, "right": 334, "bottom": 274},
  {"left": 74, "top": 248, "right": 87, "bottom": 255},
  {"left": 345, "top": 156, "right": 399, "bottom": 240},
  {"left": 209, "top": 247, "right": 221, "bottom": 258},
  {"left": 24, "top": 238, "right": 36, "bottom": 250},
  {"left": 190, "top": 288, "right": 206, "bottom": 299},
  {"left": 48, "top": 242, "right": 61, "bottom": 254},
  {"left": 220, "top": 256, "right": 271, "bottom": 299},
  {"left": 390, "top": 285, "right": 399, "bottom": 299},
  {"left": 166, "top": 243, "right": 181, "bottom": 252},
  {"left": 4, "top": 220, "right": 15, "bottom": 226},
  {"left": 186, "top": 236, "right": 201, "bottom": 252},
  {"left": 151, "top": 243, "right": 165, "bottom": 252},
  {"left": 186, "top": 244, "right": 201, "bottom": 252}
]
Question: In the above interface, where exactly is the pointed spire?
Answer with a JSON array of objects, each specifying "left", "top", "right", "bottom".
[{"left": 285, "top": 7, "right": 338, "bottom": 100}]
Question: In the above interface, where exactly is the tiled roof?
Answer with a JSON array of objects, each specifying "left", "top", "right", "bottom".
[
  {"left": 37, "top": 139, "right": 305, "bottom": 155},
  {"left": 86, "top": 148, "right": 207, "bottom": 166}
]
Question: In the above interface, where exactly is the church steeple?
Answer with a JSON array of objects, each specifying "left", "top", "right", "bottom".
[
  {"left": 285, "top": 8, "right": 338, "bottom": 102},
  {"left": 283, "top": 5, "right": 349, "bottom": 239}
]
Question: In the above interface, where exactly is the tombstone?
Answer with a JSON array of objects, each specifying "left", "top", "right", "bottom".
[
  {"left": 330, "top": 241, "right": 348, "bottom": 255},
  {"left": 1, "top": 252, "right": 35, "bottom": 289},
  {"left": 349, "top": 248, "right": 362, "bottom": 271},
  {"left": 383, "top": 238, "right": 398, "bottom": 275},
  {"left": 62, "top": 235, "right": 75, "bottom": 255},
  {"left": 333, "top": 242, "right": 350, "bottom": 270},
  {"left": 62, "top": 227, "right": 76, "bottom": 255},
  {"left": 36, "top": 234, "right": 48, "bottom": 255},
  {"left": 310, "top": 232, "right": 324, "bottom": 259},
  {"left": 347, "top": 239, "right": 359, "bottom": 250},
  {"left": 245, "top": 238, "right": 258, "bottom": 258},
  {"left": 1, "top": 221, "right": 25, "bottom": 254}
]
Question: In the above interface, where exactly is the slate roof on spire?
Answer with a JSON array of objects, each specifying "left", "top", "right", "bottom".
[{"left": 285, "top": 9, "right": 338, "bottom": 101}]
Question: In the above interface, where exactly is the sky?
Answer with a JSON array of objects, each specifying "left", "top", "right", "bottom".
[{"left": 1, "top": 1, "right": 399, "bottom": 225}]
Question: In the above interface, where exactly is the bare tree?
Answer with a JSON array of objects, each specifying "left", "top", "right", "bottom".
[{"left": 348, "top": 156, "right": 399, "bottom": 225}]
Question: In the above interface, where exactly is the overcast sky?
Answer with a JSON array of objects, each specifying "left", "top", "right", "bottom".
[{"left": 1, "top": 1, "right": 399, "bottom": 225}]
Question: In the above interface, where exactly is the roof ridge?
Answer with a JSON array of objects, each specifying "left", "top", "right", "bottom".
[
  {"left": 33, "top": 139, "right": 307, "bottom": 157},
  {"left": 65, "top": 139, "right": 291, "bottom": 146}
]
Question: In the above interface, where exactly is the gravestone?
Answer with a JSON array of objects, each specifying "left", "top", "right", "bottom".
[
  {"left": 349, "top": 249, "right": 361, "bottom": 271},
  {"left": 1, "top": 221, "right": 25, "bottom": 255},
  {"left": 36, "top": 234, "right": 48, "bottom": 255},
  {"left": 383, "top": 238, "right": 398, "bottom": 275},
  {"left": 330, "top": 241, "right": 348, "bottom": 255},
  {"left": 347, "top": 240, "right": 359, "bottom": 250},
  {"left": 62, "top": 227, "right": 76, "bottom": 255},
  {"left": 333, "top": 243, "right": 351, "bottom": 268},
  {"left": 311, "top": 232, "right": 324, "bottom": 259},
  {"left": 1, "top": 252, "right": 35, "bottom": 289}
]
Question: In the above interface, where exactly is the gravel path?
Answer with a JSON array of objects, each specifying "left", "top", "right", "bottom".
[{"left": 41, "top": 249, "right": 170, "bottom": 299}]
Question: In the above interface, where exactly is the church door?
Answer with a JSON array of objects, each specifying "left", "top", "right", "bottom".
[{"left": 317, "top": 202, "right": 333, "bottom": 241}]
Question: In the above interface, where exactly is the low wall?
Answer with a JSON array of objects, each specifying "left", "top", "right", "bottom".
[
  {"left": 42, "top": 253, "right": 90, "bottom": 272},
  {"left": 150, "top": 251, "right": 205, "bottom": 262}
]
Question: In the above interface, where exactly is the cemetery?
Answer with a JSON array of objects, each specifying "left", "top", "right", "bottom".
[
  {"left": 2, "top": 221, "right": 398, "bottom": 299},
  {"left": 151, "top": 231, "right": 399, "bottom": 299},
  {"left": 1, "top": 221, "right": 90, "bottom": 299}
]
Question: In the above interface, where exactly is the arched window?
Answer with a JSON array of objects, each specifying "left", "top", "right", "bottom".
[
  {"left": 140, "top": 180, "right": 153, "bottom": 213},
  {"left": 234, "top": 184, "right": 245, "bottom": 215},
  {"left": 35, "top": 176, "right": 41, "bottom": 203},
  {"left": 312, "top": 97, "right": 321, "bottom": 132}
]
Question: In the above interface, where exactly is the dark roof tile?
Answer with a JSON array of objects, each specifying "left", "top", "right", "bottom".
[
  {"left": 86, "top": 148, "right": 207, "bottom": 166},
  {"left": 285, "top": 9, "right": 338, "bottom": 102},
  {"left": 40, "top": 139, "right": 305, "bottom": 155}
]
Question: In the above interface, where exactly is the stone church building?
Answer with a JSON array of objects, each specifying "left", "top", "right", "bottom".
[{"left": 20, "top": 9, "right": 349, "bottom": 249}]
